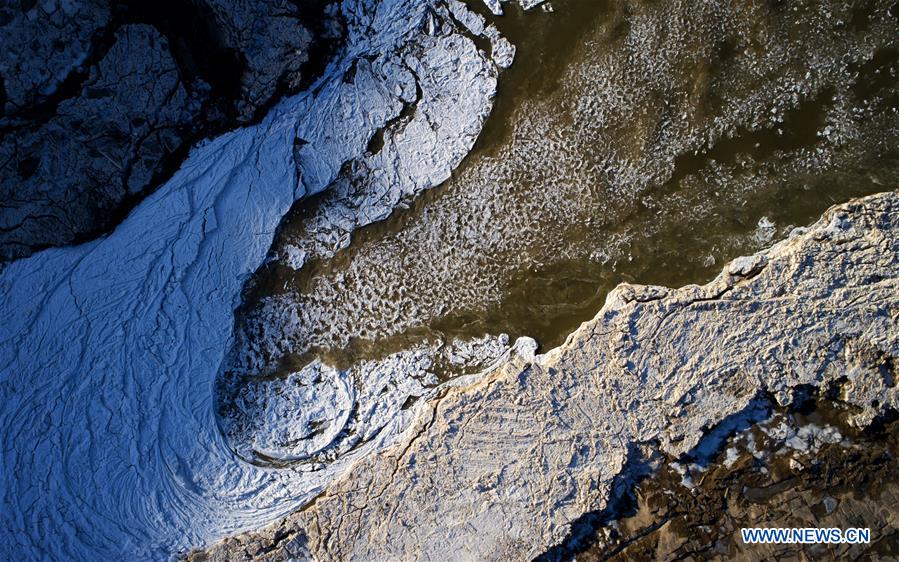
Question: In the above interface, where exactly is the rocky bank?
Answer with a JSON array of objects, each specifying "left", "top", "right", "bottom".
[
  {"left": 0, "top": 0, "right": 338, "bottom": 261},
  {"left": 559, "top": 399, "right": 899, "bottom": 561}
]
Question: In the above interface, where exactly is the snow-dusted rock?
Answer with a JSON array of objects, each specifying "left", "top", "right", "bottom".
[
  {"left": 0, "top": 0, "right": 333, "bottom": 261},
  {"left": 0, "top": 0, "right": 509, "bottom": 559},
  {"left": 197, "top": 0, "right": 325, "bottom": 121},
  {"left": 0, "top": 24, "right": 197, "bottom": 260},
  {"left": 0, "top": 0, "right": 110, "bottom": 114},
  {"left": 196, "top": 191, "right": 899, "bottom": 561}
]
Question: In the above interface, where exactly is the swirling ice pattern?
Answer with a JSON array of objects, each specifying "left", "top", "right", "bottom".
[
  {"left": 0, "top": 0, "right": 506, "bottom": 558},
  {"left": 219, "top": 334, "right": 512, "bottom": 467}
]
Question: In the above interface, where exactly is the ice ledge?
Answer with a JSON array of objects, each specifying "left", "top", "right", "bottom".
[
  {"left": 482, "top": 0, "right": 547, "bottom": 16},
  {"left": 0, "top": 0, "right": 510, "bottom": 559},
  {"left": 195, "top": 190, "right": 899, "bottom": 561}
]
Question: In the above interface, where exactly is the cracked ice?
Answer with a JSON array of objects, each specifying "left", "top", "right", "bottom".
[{"left": 0, "top": 0, "right": 508, "bottom": 559}]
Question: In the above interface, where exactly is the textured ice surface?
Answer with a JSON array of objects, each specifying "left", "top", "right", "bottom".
[
  {"left": 196, "top": 191, "right": 899, "bottom": 561},
  {"left": 235, "top": 364, "right": 356, "bottom": 462},
  {"left": 484, "top": 0, "right": 504, "bottom": 16},
  {"left": 482, "top": 0, "right": 545, "bottom": 14},
  {"left": 0, "top": 0, "right": 506, "bottom": 558},
  {"left": 0, "top": 0, "right": 332, "bottom": 261},
  {"left": 222, "top": 334, "right": 510, "bottom": 465},
  {"left": 0, "top": 23, "right": 198, "bottom": 259},
  {"left": 275, "top": 0, "right": 509, "bottom": 264},
  {"left": 518, "top": 0, "right": 546, "bottom": 9}
]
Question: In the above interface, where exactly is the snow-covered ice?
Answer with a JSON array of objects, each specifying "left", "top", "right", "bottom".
[{"left": 0, "top": 0, "right": 508, "bottom": 559}]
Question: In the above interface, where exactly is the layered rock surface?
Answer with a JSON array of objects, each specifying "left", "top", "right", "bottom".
[
  {"left": 564, "top": 402, "right": 899, "bottom": 560},
  {"left": 195, "top": 191, "right": 899, "bottom": 561}
]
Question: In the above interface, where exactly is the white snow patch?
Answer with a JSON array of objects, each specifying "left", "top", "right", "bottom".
[{"left": 0, "top": 0, "right": 511, "bottom": 559}]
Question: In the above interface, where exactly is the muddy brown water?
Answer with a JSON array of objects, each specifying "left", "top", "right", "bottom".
[{"left": 231, "top": 0, "right": 899, "bottom": 376}]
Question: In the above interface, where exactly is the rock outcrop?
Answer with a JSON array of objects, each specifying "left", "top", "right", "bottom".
[
  {"left": 560, "top": 400, "right": 899, "bottom": 560},
  {"left": 0, "top": 0, "right": 336, "bottom": 261},
  {"left": 195, "top": 190, "right": 899, "bottom": 561}
]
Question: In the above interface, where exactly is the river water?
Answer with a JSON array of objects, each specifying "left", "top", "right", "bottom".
[{"left": 228, "top": 0, "right": 898, "bottom": 383}]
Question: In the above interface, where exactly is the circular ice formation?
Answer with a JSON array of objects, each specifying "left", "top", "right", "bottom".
[
  {"left": 0, "top": 0, "right": 511, "bottom": 559},
  {"left": 231, "top": 363, "right": 355, "bottom": 463},
  {"left": 219, "top": 334, "right": 512, "bottom": 468}
]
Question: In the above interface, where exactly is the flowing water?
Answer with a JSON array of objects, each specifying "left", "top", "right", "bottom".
[
  {"left": 214, "top": 0, "right": 899, "bottom": 468},
  {"left": 228, "top": 0, "right": 898, "bottom": 383}
]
